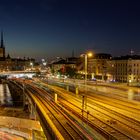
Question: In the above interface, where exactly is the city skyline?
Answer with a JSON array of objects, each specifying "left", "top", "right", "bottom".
[{"left": 0, "top": 0, "right": 140, "bottom": 59}]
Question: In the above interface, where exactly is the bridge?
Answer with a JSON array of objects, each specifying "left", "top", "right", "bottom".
[{"left": 0, "top": 71, "right": 36, "bottom": 79}]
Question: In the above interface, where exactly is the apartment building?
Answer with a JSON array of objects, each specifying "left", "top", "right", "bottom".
[{"left": 110, "top": 55, "right": 140, "bottom": 84}]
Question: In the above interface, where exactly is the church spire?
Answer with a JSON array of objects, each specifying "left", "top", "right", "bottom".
[
  {"left": 72, "top": 49, "right": 74, "bottom": 57},
  {"left": 1, "top": 31, "right": 4, "bottom": 48}
]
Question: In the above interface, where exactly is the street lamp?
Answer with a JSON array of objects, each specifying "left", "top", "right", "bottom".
[
  {"left": 30, "top": 62, "right": 33, "bottom": 70},
  {"left": 81, "top": 52, "right": 93, "bottom": 85}
]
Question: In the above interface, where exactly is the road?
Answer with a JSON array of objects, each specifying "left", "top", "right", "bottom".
[{"left": 50, "top": 78, "right": 140, "bottom": 101}]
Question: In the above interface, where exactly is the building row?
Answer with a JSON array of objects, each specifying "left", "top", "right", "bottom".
[
  {"left": 50, "top": 53, "right": 140, "bottom": 84},
  {"left": 110, "top": 55, "right": 140, "bottom": 84},
  {"left": 0, "top": 31, "right": 139, "bottom": 84}
]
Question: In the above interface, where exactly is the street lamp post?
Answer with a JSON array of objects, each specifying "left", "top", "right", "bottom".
[
  {"left": 83, "top": 52, "right": 92, "bottom": 85},
  {"left": 85, "top": 54, "right": 88, "bottom": 85}
]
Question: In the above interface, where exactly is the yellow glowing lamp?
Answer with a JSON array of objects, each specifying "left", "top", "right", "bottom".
[{"left": 87, "top": 52, "right": 93, "bottom": 57}]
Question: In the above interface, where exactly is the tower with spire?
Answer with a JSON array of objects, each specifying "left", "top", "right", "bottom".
[
  {"left": 0, "top": 31, "right": 5, "bottom": 59},
  {"left": 72, "top": 49, "right": 75, "bottom": 57}
]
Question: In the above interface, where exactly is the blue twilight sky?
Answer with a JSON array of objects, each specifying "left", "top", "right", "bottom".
[{"left": 0, "top": 0, "right": 140, "bottom": 60}]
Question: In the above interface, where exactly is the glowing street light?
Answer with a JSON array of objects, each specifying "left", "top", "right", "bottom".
[
  {"left": 81, "top": 52, "right": 93, "bottom": 85},
  {"left": 87, "top": 52, "right": 92, "bottom": 57},
  {"left": 30, "top": 62, "right": 33, "bottom": 70}
]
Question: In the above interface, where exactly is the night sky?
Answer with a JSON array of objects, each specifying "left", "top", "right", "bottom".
[{"left": 0, "top": 0, "right": 140, "bottom": 60}]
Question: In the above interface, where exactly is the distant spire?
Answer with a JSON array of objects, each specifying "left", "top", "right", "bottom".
[
  {"left": 1, "top": 31, "right": 4, "bottom": 48},
  {"left": 7, "top": 53, "right": 11, "bottom": 59},
  {"left": 72, "top": 49, "right": 74, "bottom": 57}
]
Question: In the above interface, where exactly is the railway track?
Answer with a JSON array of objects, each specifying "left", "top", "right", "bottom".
[
  {"left": 59, "top": 101, "right": 133, "bottom": 140},
  {"left": 58, "top": 95, "right": 139, "bottom": 140},
  {"left": 26, "top": 83, "right": 94, "bottom": 140},
  {"left": 47, "top": 81, "right": 140, "bottom": 118},
  {"left": 88, "top": 93, "right": 140, "bottom": 112},
  {"left": 42, "top": 84, "right": 140, "bottom": 140},
  {"left": 30, "top": 83, "right": 113, "bottom": 139},
  {"left": 11, "top": 79, "right": 140, "bottom": 140},
  {"left": 61, "top": 96, "right": 140, "bottom": 139}
]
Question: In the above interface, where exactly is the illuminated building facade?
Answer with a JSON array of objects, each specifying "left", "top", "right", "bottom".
[
  {"left": 111, "top": 55, "right": 140, "bottom": 84},
  {"left": 78, "top": 53, "right": 112, "bottom": 80}
]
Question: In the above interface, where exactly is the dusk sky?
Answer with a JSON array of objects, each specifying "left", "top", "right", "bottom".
[{"left": 0, "top": 0, "right": 140, "bottom": 60}]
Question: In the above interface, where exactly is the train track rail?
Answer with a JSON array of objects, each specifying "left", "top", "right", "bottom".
[
  {"left": 48, "top": 81, "right": 140, "bottom": 118},
  {"left": 88, "top": 93, "right": 140, "bottom": 112},
  {"left": 43, "top": 84, "right": 140, "bottom": 140},
  {"left": 26, "top": 83, "right": 94, "bottom": 140},
  {"left": 58, "top": 95, "right": 139, "bottom": 140},
  {"left": 11, "top": 79, "right": 140, "bottom": 140},
  {"left": 31, "top": 84, "right": 112, "bottom": 139}
]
